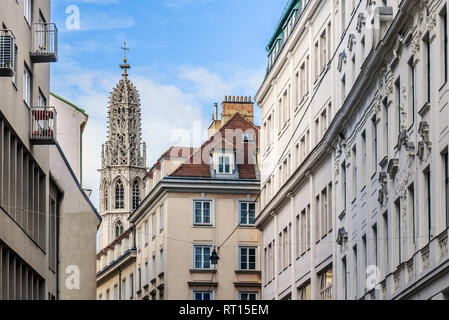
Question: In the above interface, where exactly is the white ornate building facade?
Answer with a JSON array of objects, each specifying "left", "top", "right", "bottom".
[
  {"left": 98, "top": 58, "right": 148, "bottom": 251},
  {"left": 333, "top": 0, "right": 449, "bottom": 300},
  {"left": 256, "top": 0, "right": 449, "bottom": 300}
]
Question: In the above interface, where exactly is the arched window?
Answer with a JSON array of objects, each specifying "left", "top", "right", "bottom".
[
  {"left": 115, "top": 221, "right": 124, "bottom": 238},
  {"left": 132, "top": 180, "right": 141, "bottom": 210},
  {"left": 115, "top": 180, "right": 124, "bottom": 209},
  {"left": 104, "top": 183, "right": 109, "bottom": 211}
]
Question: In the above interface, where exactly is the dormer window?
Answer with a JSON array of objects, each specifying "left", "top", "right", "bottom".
[
  {"left": 242, "top": 133, "right": 255, "bottom": 142},
  {"left": 218, "top": 155, "right": 232, "bottom": 174}
]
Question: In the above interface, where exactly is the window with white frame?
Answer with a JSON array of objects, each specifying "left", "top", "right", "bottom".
[
  {"left": 23, "top": 65, "right": 31, "bottom": 106},
  {"left": 239, "top": 292, "right": 257, "bottom": 300},
  {"left": 152, "top": 255, "right": 157, "bottom": 279},
  {"left": 129, "top": 273, "right": 134, "bottom": 299},
  {"left": 122, "top": 278, "right": 127, "bottom": 301},
  {"left": 159, "top": 249, "right": 164, "bottom": 274},
  {"left": 144, "top": 261, "right": 149, "bottom": 285},
  {"left": 132, "top": 180, "right": 140, "bottom": 210},
  {"left": 137, "top": 268, "right": 141, "bottom": 291},
  {"left": 193, "top": 245, "right": 212, "bottom": 270},
  {"left": 239, "top": 246, "right": 257, "bottom": 271},
  {"left": 37, "top": 90, "right": 46, "bottom": 107},
  {"left": 152, "top": 212, "right": 156, "bottom": 237},
  {"left": 114, "top": 284, "right": 118, "bottom": 300},
  {"left": 193, "top": 200, "right": 212, "bottom": 225},
  {"left": 193, "top": 291, "right": 213, "bottom": 301},
  {"left": 239, "top": 202, "right": 256, "bottom": 225},
  {"left": 159, "top": 205, "right": 164, "bottom": 231},
  {"left": 217, "top": 154, "right": 232, "bottom": 174},
  {"left": 144, "top": 220, "right": 148, "bottom": 245}
]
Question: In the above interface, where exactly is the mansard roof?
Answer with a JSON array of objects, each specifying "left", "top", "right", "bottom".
[
  {"left": 266, "top": 0, "right": 301, "bottom": 52},
  {"left": 169, "top": 112, "right": 259, "bottom": 179}
]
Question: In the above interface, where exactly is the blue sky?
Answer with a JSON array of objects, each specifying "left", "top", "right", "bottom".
[{"left": 50, "top": 0, "right": 289, "bottom": 208}]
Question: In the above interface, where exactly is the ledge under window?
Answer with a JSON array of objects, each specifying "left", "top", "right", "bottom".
[
  {"left": 235, "top": 270, "right": 261, "bottom": 275},
  {"left": 190, "top": 269, "right": 217, "bottom": 274}
]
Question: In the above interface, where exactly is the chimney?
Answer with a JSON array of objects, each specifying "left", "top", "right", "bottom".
[
  {"left": 208, "top": 102, "right": 222, "bottom": 138},
  {"left": 221, "top": 95, "right": 254, "bottom": 125},
  {"left": 213, "top": 103, "right": 218, "bottom": 121}
]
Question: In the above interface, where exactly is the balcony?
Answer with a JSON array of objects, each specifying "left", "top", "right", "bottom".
[
  {"left": 30, "top": 23, "right": 58, "bottom": 63},
  {"left": 30, "top": 107, "right": 57, "bottom": 145},
  {"left": 320, "top": 285, "right": 332, "bottom": 300},
  {"left": 0, "top": 30, "right": 16, "bottom": 76}
]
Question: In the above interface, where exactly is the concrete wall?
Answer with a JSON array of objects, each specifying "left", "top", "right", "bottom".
[
  {"left": 50, "top": 94, "right": 87, "bottom": 183},
  {"left": 49, "top": 144, "right": 100, "bottom": 300},
  {"left": 0, "top": 0, "right": 54, "bottom": 299}
]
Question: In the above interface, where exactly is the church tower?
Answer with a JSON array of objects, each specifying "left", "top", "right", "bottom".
[{"left": 98, "top": 43, "right": 148, "bottom": 250}]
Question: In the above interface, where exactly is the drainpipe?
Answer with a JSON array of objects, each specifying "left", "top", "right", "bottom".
[
  {"left": 118, "top": 269, "right": 122, "bottom": 301},
  {"left": 56, "top": 193, "right": 62, "bottom": 300}
]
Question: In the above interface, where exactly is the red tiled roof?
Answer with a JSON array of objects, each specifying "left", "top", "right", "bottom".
[
  {"left": 170, "top": 113, "right": 259, "bottom": 179},
  {"left": 159, "top": 146, "right": 197, "bottom": 160},
  {"left": 146, "top": 147, "right": 197, "bottom": 177}
]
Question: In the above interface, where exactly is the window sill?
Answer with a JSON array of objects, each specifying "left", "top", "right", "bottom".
[
  {"left": 235, "top": 270, "right": 261, "bottom": 275},
  {"left": 238, "top": 224, "right": 256, "bottom": 229},
  {"left": 190, "top": 269, "right": 217, "bottom": 274},
  {"left": 418, "top": 102, "right": 431, "bottom": 117},
  {"left": 192, "top": 224, "right": 214, "bottom": 228}
]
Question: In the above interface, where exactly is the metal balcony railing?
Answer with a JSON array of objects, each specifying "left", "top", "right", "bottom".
[
  {"left": 30, "top": 107, "right": 57, "bottom": 145},
  {"left": 320, "top": 285, "right": 332, "bottom": 300},
  {"left": 30, "top": 23, "right": 58, "bottom": 63},
  {"left": 0, "top": 29, "right": 16, "bottom": 76}
]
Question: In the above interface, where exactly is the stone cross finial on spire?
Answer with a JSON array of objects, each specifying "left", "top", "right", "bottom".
[{"left": 120, "top": 41, "right": 131, "bottom": 76}]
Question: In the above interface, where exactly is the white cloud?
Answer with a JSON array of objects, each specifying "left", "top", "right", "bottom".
[{"left": 52, "top": 62, "right": 263, "bottom": 212}]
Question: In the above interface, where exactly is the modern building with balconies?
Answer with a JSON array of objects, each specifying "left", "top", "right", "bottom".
[{"left": 0, "top": 0, "right": 100, "bottom": 300}]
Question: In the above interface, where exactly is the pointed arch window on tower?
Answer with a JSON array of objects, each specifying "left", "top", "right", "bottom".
[
  {"left": 133, "top": 180, "right": 141, "bottom": 210},
  {"left": 115, "top": 221, "right": 124, "bottom": 238},
  {"left": 115, "top": 180, "right": 125, "bottom": 209},
  {"left": 104, "top": 184, "right": 109, "bottom": 211}
]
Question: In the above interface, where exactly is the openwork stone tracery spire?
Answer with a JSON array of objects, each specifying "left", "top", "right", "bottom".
[{"left": 98, "top": 43, "right": 148, "bottom": 250}]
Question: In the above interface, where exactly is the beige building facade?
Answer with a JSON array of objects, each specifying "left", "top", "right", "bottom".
[
  {"left": 0, "top": 0, "right": 100, "bottom": 300},
  {"left": 97, "top": 97, "right": 263, "bottom": 300}
]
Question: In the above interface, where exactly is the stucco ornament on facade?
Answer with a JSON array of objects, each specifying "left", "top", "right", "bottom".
[
  {"left": 385, "top": 69, "right": 394, "bottom": 105},
  {"left": 427, "top": 8, "right": 438, "bottom": 41}
]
